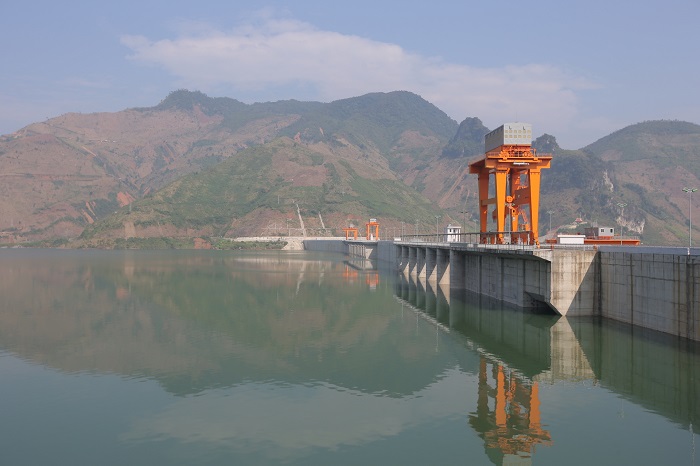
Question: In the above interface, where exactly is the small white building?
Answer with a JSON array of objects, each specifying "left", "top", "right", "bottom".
[
  {"left": 585, "top": 226, "right": 615, "bottom": 238},
  {"left": 556, "top": 234, "right": 586, "bottom": 245},
  {"left": 445, "top": 224, "right": 462, "bottom": 242}
]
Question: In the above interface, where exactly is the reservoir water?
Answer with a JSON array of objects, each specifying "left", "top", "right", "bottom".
[{"left": 0, "top": 249, "right": 697, "bottom": 465}]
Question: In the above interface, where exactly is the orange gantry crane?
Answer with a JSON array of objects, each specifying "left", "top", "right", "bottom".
[
  {"left": 343, "top": 219, "right": 379, "bottom": 241},
  {"left": 468, "top": 123, "right": 552, "bottom": 245},
  {"left": 365, "top": 218, "right": 379, "bottom": 240},
  {"left": 342, "top": 227, "right": 359, "bottom": 240}
]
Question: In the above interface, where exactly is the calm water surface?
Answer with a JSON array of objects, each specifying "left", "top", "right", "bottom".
[{"left": 0, "top": 249, "right": 698, "bottom": 465}]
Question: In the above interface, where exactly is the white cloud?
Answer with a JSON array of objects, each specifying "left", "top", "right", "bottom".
[{"left": 121, "top": 16, "right": 597, "bottom": 144}]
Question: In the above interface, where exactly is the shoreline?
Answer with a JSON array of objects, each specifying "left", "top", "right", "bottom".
[{"left": 230, "top": 236, "right": 347, "bottom": 251}]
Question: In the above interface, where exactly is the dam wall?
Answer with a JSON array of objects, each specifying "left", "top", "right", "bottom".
[
  {"left": 302, "top": 239, "right": 349, "bottom": 254},
  {"left": 597, "top": 249, "right": 699, "bottom": 341},
  {"left": 303, "top": 239, "right": 398, "bottom": 264},
  {"left": 304, "top": 239, "right": 700, "bottom": 341}
]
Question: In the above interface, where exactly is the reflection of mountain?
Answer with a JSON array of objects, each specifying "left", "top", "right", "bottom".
[{"left": 0, "top": 249, "right": 455, "bottom": 397}]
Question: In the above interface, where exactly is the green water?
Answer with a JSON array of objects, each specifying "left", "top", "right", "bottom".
[{"left": 0, "top": 249, "right": 697, "bottom": 465}]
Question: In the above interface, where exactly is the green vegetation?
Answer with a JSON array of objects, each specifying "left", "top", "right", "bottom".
[
  {"left": 77, "top": 236, "right": 286, "bottom": 250},
  {"left": 308, "top": 153, "right": 324, "bottom": 166},
  {"left": 281, "top": 91, "right": 458, "bottom": 153},
  {"left": 338, "top": 160, "right": 437, "bottom": 223},
  {"left": 81, "top": 132, "right": 448, "bottom": 242},
  {"left": 73, "top": 195, "right": 120, "bottom": 219},
  {"left": 623, "top": 183, "right": 669, "bottom": 220},
  {"left": 192, "top": 139, "right": 219, "bottom": 148},
  {"left": 542, "top": 150, "right": 611, "bottom": 193},
  {"left": 533, "top": 134, "right": 561, "bottom": 154},
  {"left": 113, "top": 237, "right": 194, "bottom": 249},
  {"left": 442, "top": 117, "right": 489, "bottom": 158},
  {"left": 212, "top": 239, "right": 286, "bottom": 250},
  {"left": 193, "top": 154, "right": 224, "bottom": 169},
  {"left": 584, "top": 120, "right": 700, "bottom": 170},
  {"left": 324, "top": 162, "right": 341, "bottom": 186},
  {"left": 149, "top": 89, "right": 323, "bottom": 133},
  {"left": 152, "top": 89, "right": 247, "bottom": 115},
  {"left": 1, "top": 237, "right": 70, "bottom": 248},
  {"left": 140, "top": 144, "right": 277, "bottom": 232}
]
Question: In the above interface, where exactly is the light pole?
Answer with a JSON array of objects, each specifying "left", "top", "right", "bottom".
[
  {"left": 505, "top": 202, "right": 514, "bottom": 244},
  {"left": 460, "top": 210, "right": 468, "bottom": 229},
  {"left": 461, "top": 193, "right": 469, "bottom": 232},
  {"left": 460, "top": 210, "right": 468, "bottom": 242},
  {"left": 683, "top": 187, "right": 697, "bottom": 253},
  {"left": 616, "top": 202, "right": 627, "bottom": 245},
  {"left": 435, "top": 215, "right": 441, "bottom": 240},
  {"left": 547, "top": 210, "right": 554, "bottom": 236}
]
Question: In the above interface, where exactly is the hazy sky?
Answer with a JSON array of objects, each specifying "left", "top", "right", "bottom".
[{"left": 2, "top": 0, "right": 699, "bottom": 148}]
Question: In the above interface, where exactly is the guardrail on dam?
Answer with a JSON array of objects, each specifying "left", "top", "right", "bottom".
[{"left": 304, "top": 239, "right": 699, "bottom": 342}]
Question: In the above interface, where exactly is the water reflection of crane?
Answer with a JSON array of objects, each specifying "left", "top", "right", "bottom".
[
  {"left": 365, "top": 272, "right": 379, "bottom": 290},
  {"left": 393, "top": 274, "right": 584, "bottom": 464},
  {"left": 469, "top": 357, "right": 552, "bottom": 465},
  {"left": 342, "top": 264, "right": 359, "bottom": 282},
  {"left": 341, "top": 262, "right": 379, "bottom": 290}
]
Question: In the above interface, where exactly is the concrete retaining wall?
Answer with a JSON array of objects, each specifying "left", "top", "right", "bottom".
[
  {"left": 302, "top": 239, "right": 348, "bottom": 254},
  {"left": 543, "top": 250, "right": 598, "bottom": 317},
  {"left": 377, "top": 240, "right": 399, "bottom": 264},
  {"left": 450, "top": 250, "right": 553, "bottom": 310},
  {"left": 443, "top": 248, "right": 594, "bottom": 316},
  {"left": 304, "top": 239, "right": 399, "bottom": 264},
  {"left": 598, "top": 251, "right": 699, "bottom": 341}
]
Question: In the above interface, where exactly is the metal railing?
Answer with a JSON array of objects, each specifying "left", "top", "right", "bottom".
[
  {"left": 398, "top": 231, "right": 535, "bottom": 245},
  {"left": 395, "top": 231, "right": 599, "bottom": 252}
]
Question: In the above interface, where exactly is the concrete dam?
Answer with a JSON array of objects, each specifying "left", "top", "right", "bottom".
[{"left": 304, "top": 239, "right": 700, "bottom": 342}]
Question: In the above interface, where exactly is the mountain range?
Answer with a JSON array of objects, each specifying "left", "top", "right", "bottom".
[{"left": 1, "top": 89, "right": 698, "bottom": 247}]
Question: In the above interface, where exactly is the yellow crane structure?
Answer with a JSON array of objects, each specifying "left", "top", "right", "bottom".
[{"left": 468, "top": 123, "right": 552, "bottom": 245}]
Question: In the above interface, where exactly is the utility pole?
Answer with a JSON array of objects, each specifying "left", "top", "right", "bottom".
[
  {"left": 683, "top": 187, "right": 697, "bottom": 254},
  {"left": 616, "top": 202, "right": 627, "bottom": 245},
  {"left": 461, "top": 192, "right": 469, "bottom": 231},
  {"left": 460, "top": 210, "right": 468, "bottom": 230}
]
